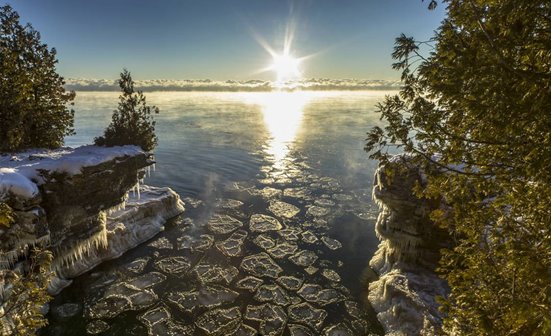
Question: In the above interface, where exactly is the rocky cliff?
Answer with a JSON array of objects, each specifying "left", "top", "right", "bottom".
[
  {"left": 368, "top": 156, "right": 451, "bottom": 335},
  {"left": 0, "top": 146, "right": 184, "bottom": 331}
]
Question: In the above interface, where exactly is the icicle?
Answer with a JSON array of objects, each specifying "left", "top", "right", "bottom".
[
  {"left": 136, "top": 180, "right": 141, "bottom": 200},
  {"left": 147, "top": 165, "right": 151, "bottom": 177},
  {"left": 152, "top": 163, "right": 156, "bottom": 172},
  {"left": 50, "top": 222, "right": 108, "bottom": 274}
]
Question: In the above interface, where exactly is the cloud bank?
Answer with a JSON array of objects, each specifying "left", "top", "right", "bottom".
[{"left": 64, "top": 78, "right": 401, "bottom": 92}]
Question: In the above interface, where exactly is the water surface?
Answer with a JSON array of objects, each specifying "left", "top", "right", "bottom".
[{"left": 44, "top": 91, "right": 392, "bottom": 335}]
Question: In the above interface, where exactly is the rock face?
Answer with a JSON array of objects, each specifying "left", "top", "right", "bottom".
[
  {"left": 368, "top": 156, "right": 450, "bottom": 335},
  {"left": 40, "top": 151, "right": 151, "bottom": 257},
  {"left": 52, "top": 185, "right": 185, "bottom": 282},
  {"left": 0, "top": 146, "right": 184, "bottom": 331}
]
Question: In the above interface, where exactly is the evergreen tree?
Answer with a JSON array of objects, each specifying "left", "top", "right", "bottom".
[
  {"left": 366, "top": 0, "right": 551, "bottom": 334},
  {"left": 95, "top": 69, "right": 158, "bottom": 151},
  {"left": 0, "top": 5, "right": 75, "bottom": 152}
]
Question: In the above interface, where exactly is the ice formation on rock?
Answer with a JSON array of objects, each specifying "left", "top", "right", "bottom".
[
  {"left": 0, "top": 144, "right": 185, "bottom": 333},
  {"left": 52, "top": 186, "right": 185, "bottom": 282},
  {"left": 368, "top": 156, "right": 451, "bottom": 335}
]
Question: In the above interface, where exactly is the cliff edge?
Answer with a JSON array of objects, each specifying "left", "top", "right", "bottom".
[
  {"left": 368, "top": 156, "right": 451, "bottom": 335},
  {"left": 0, "top": 145, "right": 184, "bottom": 332}
]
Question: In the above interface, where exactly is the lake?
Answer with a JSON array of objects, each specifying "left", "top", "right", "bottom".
[{"left": 43, "top": 90, "right": 393, "bottom": 335}]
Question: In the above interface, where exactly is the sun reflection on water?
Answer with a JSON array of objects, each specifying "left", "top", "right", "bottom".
[{"left": 240, "top": 91, "right": 313, "bottom": 169}]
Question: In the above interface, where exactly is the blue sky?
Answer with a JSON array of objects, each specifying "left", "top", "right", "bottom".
[{"left": 8, "top": 0, "right": 445, "bottom": 80}]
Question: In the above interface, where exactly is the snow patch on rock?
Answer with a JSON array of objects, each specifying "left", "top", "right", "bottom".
[{"left": 0, "top": 145, "right": 143, "bottom": 199}]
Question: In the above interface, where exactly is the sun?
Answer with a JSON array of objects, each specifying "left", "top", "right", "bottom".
[{"left": 269, "top": 53, "right": 301, "bottom": 82}]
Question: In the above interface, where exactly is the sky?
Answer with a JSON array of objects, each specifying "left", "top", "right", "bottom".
[{"left": 8, "top": 0, "right": 445, "bottom": 81}]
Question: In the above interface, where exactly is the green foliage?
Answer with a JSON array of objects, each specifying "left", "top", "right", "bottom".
[
  {"left": 0, "top": 203, "right": 14, "bottom": 228},
  {"left": 95, "top": 69, "right": 159, "bottom": 151},
  {"left": 0, "top": 249, "right": 53, "bottom": 335},
  {"left": 366, "top": 0, "right": 551, "bottom": 335},
  {"left": 0, "top": 5, "right": 75, "bottom": 152}
]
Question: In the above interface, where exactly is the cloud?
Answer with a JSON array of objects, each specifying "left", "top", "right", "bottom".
[{"left": 64, "top": 78, "right": 401, "bottom": 92}]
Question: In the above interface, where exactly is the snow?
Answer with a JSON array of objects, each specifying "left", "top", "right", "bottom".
[
  {"left": 0, "top": 145, "right": 143, "bottom": 200},
  {"left": 0, "top": 168, "right": 39, "bottom": 198}
]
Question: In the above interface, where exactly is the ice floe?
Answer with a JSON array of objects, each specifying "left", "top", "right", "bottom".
[
  {"left": 276, "top": 276, "right": 304, "bottom": 291},
  {"left": 236, "top": 276, "right": 264, "bottom": 292},
  {"left": 249, "top": 214, "right": 282, "bottom": 232},
  {"left": 297, "top": 283, "right": 344, "bottom": 306},
  {"left": 289, "top": 250, "right": 318, "bottom": 267},
  {"left": 215, "top": 229, "right": 248, "bottom": 257},
  {"left": 154, "top": 257, "right": 191, "bottom": 275},
  {"left": 287, "top": 302, "right": 327, "bottom": 331},
  {"left": 269, "top": 200, "right": 300, "bottom": 218},
  {"left": 194, "top": 261, "right": 239, "bottom": 285},
  {"left": 244, "top": 303, "right": 287, "bottom": 336},
  {"left": 177, "top": 234, "right": 214, "bottom": 252},
  {"left": 321, "top": 236, "right": 342, "bottom": 250},
  {"left": 240, "top": 253, "right": 283, "bottom": 278},
  {"left": 195, "top": 306, "right": 241, "bottom": 335},
  {"left": 254, "top": 284, "right": 291, "bottom": 306},
  {"left": 207, "top": 214, "right": 244, "bottom": 234},
  {"left": 167, "top": 285, "right": 239, "bottom": 312}
]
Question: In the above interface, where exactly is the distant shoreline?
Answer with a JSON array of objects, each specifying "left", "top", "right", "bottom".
[{"left": 64, "top": 78, "right": 402, "bottom": 92}]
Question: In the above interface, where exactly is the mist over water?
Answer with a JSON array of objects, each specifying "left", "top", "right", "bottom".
[{"left": 46, "top": 91, "right": 393, "bottom": 335}]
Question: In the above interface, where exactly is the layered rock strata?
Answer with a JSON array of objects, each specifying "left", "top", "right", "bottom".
[
  {"left": 368, "top": 156, "right": 451, "bottom": 335},
  {"left": 0, "top": 146, "right": 184, "bottom": 331}
]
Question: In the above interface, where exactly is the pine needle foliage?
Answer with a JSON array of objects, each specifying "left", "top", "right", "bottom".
[
  {"left": 95, "top": 69, "right": 159, "bottom": 151},
  {"left": 365, "top": 0, "right": 551, "bottom": 335},
  {"left": 0, "top": 249, "right": 53, "bottom": 335},
  {"left": 0, "top": 5, "right": 75, "bottom": 152}
]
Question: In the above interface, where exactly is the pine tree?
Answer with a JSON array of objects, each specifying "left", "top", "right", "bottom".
[
  {"left": 366, "top": 0, "right": 551, "bottom": 334},
  {"left": 95, "top": 69, "right": 158, "bottom": 151},
  {"left": 0, "top": 5, "right": 75, "bottom": 152}
]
